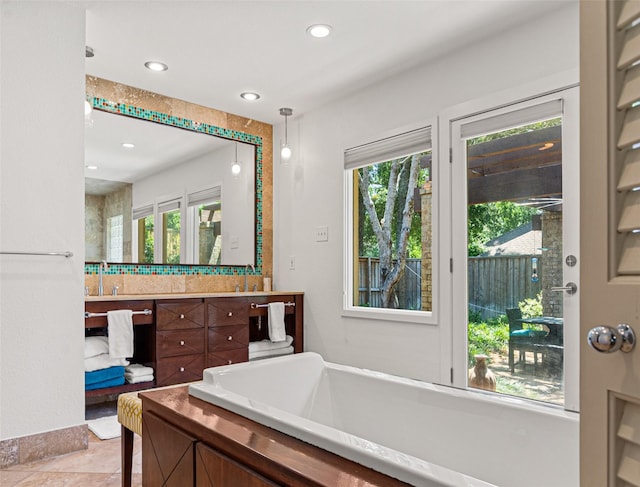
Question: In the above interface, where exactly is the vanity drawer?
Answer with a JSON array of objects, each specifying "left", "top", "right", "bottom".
[
  {"left": 206, "top": 298, "right": 248, "bottom": 327},
  {"left": 207, "top": 348, "right": 248, "bottom": 367},
  {"left": 208, "top": 325, "right": 249, "bottom": 352},
  {"left": 156, "top": 299, "right": 205, "bottom": 331},
  {"left": 157, "top": 329, "right": 204, "bottom": 358},
  {"left": 156, "top": 354, "right": 204, "bottom": 386}
]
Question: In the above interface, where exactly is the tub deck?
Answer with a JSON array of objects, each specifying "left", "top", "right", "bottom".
[{"left": 140, "top": 385, "right": 413, "bottom": 486}]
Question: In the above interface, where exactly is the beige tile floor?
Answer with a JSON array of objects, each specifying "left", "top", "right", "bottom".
[{"left": 1, "top": 429, "right": 142, "bottom": 487}]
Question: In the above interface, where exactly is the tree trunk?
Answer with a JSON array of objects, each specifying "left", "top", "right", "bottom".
[{"left": 359, "top": 155, "right": 420, "bottom": 308}]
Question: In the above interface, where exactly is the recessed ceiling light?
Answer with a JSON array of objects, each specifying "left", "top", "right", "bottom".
[
  {"left": 144, "top": 61, "right": 168, "bottom": 72},
  {"left": 307, "top": 24, "right": 332, "bottom": 38},
  {"left": 240, "top": 92, "right": 261, "bottom": 101},
  {"left": 122, "top": 143, "right": 135, "bottom": 149},
  {"left": 85, "top": 165, "right": 98, "bottom": 170}
]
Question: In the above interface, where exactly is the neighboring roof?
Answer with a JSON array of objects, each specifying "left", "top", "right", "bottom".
[{"left": 481, "top": 222, "right": 542, "bottom": 256}]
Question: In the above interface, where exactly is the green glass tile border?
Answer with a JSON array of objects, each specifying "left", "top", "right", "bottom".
[{"left": 85, "top": 98, "right": 263, "bottom": 277}]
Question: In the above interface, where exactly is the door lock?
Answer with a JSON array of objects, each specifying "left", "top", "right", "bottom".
[{"left": 587, "top": 324, "right": 636, "bottom": 353}]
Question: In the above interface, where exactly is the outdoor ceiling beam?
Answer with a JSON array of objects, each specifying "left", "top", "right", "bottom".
[
  {"left": 468, "top": 164, "right": 562, "bottom": 205},
  {"left": 468, "top": 144, "right": 562, "bottom": 174},
  {"left": 468, "top": 153, "right": 561, "bottom": 178},
  {"left": 467, "top": 125, "right": 562, "bottom": 158}
]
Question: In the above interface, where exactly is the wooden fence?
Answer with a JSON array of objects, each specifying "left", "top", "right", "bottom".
[
  {"left": 357, "top": 258, "right": 421, "bottom": 309},
  {"left": 468, "top": 254, "right": 541, "bottom": 319},
  {"left": 357, "top": 254, "right": 541, "bottom": 317}
]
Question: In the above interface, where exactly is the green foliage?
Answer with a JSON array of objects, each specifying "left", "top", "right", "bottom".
[
  {"left": 357, "top": 153, "right": 430, "bottom": 259},
  {"left": 467, "top": 314, "right": 509, "bottom": 366},
  {"left": 467, "top": 201, "right": 538, "bottom": 256},
  {"left": 164, "top": 210, "right": 181, "bottom": 264},
  {"left": 519, "top": 291, "right": 543, "bottom": 319},
  {"left": 143, "top": 218, "right": 154, "bottom": 263}
]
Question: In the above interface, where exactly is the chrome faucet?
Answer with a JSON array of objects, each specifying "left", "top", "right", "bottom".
[
  {"left": 244, "top": 263, "right": 255, "bottom": 292},
  {"left": 98, "top": 260, "right": 108, "bottom": 296}
]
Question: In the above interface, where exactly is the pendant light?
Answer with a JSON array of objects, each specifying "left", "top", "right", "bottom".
[
  {"left": 231, "top": 141, "right": 241, "bottom": 177},
  {"left": 280, "top": 108, "right": 293, "bottom": 162}
]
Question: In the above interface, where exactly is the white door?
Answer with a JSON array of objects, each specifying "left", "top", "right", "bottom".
[
  {"left": 581, "top": 2, "right": 640, "bottom": 485},
  {"left": 450, "top": 88, "right": 580, "bottom": 410}
]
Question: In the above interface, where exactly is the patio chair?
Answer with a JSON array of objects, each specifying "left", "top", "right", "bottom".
[{"left": 507, "top": 308, "right": 548, "bottom": 373}]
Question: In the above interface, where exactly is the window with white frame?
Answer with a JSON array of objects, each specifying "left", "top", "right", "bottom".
[
  {"left": 132, "top": 204, "right": 154, "bottom": 263},
  {"left": 344, "top": 125, "right": 434, "bottom": 320},
  {"left": 158, "top": 198, "right": 181, "bottom": 264},
  {"left": 106, "top": 214, "right": 123, "bottom": 262},
  {"left": 187, "top": 186, "right": 222, "bottom": 265}
]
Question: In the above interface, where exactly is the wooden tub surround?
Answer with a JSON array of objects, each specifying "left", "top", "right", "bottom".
[
  {"left": 84, "top": 292, "right": 304, "bottom": 398},
  {"left": 140, "top": 386, "right": 412, "bottom": 486}
]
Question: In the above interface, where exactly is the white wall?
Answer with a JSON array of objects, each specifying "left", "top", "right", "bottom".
[
  {"left": 273, "top": 4, "right": 579, "bottom": 382},
  {"left": 133, "top": 141, "right": 255, "bottom": 265},
  {"left": 0, "top": 3, "right": 86, "bottom": 439}
]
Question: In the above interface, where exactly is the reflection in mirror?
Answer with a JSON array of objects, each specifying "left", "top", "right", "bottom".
[
  {"left": 85, "top": 178, "right": 132, "bottom": 262},
  {"left": 84, "top": 108, "right": 256, "bottom": 266}
]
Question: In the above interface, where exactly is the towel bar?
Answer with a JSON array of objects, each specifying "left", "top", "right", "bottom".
[
  {"left": 250, "top": 302, "right": 295, "bottom": 309},
  {"left": 0, "top": 250, "right": 73, "bottom": 258},
  {"left": 84, "top": 309, "right": 153, "bottom": 319}
]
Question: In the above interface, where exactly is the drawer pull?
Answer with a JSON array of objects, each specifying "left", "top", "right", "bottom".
[
  {"left": 227, "top": 311, "right": 233, "bottom": 317},
  {"left": 227, "top": 336, "right": 233, "bottom": 341},
  {"left": 179, "top": 340, "right": 185, "bottom": 346},
  {"left": 180, "top": 314, "right": 185, "bottom": 319},
  {"left": 179, "top": 367, "right": 185, "bottom": 372},
  {"left": 228, "top": 360, "right": 232, "bottom": 365}
]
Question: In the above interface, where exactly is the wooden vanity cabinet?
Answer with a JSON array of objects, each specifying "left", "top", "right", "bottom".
[
  {"left": 206, "top": 297, "right": 249, "bottom": 367},
  {"left": 155, "top": 299, "right": 206, "bottom": 386},
  {"left": 248, "top": 294, "right": 303, "bottom": 353},
  {"left": 84, "top": 300, "right": 155, "bottom": 398},
  {"left": 84, "top": 292, "right": 304, "bottom": 397}
]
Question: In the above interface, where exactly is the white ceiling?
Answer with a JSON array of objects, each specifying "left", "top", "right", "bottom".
[
  {"left": 85, "top": 109, "right": 231, "bottom": 183},
  {"left": 84, "top": 1, "right": 571, "bottom": 126}
]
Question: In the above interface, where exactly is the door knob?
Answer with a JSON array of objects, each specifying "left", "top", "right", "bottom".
[
  {"left": 588, "top": 324, "right": 636, "bottom": 353},
  {"left": 551, "top": 282, "right": 577, "bottom": 295}
]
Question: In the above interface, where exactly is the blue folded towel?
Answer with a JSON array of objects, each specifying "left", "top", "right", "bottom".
[
  {"left": 85, "top": 365, "right": 125, "bottom": 385},
  {"left": 85, "top": 376, "right": 125, "bottom": 391}
]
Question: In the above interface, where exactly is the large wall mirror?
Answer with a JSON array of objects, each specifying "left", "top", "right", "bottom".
[{"left": 84, "top": 97, "right": 263, "bottom": 275}]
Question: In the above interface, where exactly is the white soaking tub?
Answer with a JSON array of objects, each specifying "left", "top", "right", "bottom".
[{"left": 189, "top": 352, "right": 578, "bottom": 487}]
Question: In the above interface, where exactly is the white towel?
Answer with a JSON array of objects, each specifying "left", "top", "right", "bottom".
[
  {"left": 249, "top": 335, "right": 293, "bottom": 354},
  {"left": 124, "top": 364, "right": 154, "bottom": 377},
  {"left": 84, "top": 336, "right": 109, "bottom": 358},
  {"left": 107, "top": 309, "right": 134, "bottom": 358},
  {"left": 249, "top": 346, "right": 294, "bottom": 361},
  {"left": 268, "top": 302, "right": 286, "bottom": 342},
  {"left": 125, "top": 374, "right": 154, "bottom": 384},
  {"left": 84, "top": 353, "right": 129, "bottom": 372}
]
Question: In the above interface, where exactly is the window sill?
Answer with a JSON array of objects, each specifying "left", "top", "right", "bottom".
[{"left": 342, "top": 306, "right": 436, "bottom": 325}]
